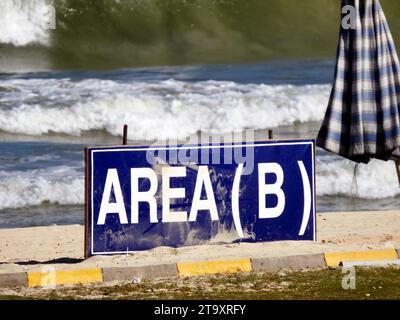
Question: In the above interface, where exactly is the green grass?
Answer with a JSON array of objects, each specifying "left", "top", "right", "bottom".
[{"left": 1, "top": 267, "right": 400, "bottom": 300}]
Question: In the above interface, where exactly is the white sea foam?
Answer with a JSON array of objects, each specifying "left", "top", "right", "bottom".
[
  {"left": 0, "top": 166, "right": 83, "bottom": 210},
  {"left": 0, "top": 0, "right": 53, "bottom": 46},
  {"left": 0, "top": 78, "right": 331, "bottom": 140},
  {"left": 21, "top": 154, "right": 60, "bottom": 163},
  {"left": 316, "top": 157, "right": 400, "bottom": 199}
]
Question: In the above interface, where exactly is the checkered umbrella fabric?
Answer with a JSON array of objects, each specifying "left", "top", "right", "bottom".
[{"left": 317, "top": 0, "right": 400, "bottom": 164}]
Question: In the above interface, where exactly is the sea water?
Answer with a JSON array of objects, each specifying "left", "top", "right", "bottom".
[
  {"left": 0, "top": 0, "right": 399, "bottom": 228},
  {"left": 1, "top": 60, "right": 399, "bottom": 228}
]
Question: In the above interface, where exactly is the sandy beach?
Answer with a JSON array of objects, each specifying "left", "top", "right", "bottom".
[{"left": 0, "top": 210, "right": 399, "bottom": 275}]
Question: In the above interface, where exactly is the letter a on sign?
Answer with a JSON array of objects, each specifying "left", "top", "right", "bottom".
[
  {"left": 258, "top": 163, "right": 285, "bottom": 219},
  {"left": 189, "top": 166, "right": 219, "bottom": 221},
  {"left": 97, "top": 169, "right": 128, "bottom": 225}
]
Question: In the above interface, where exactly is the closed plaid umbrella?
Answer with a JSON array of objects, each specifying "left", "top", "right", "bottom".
[{"left": 317, "top": 0, "right": 400, "bottom": 181}]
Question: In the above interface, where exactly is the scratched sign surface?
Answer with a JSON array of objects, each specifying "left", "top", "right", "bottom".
[{"left": 85, "top": 140, "right": 315, "bottom": 256}]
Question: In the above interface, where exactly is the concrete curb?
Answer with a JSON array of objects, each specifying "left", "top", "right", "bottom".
[
  {"left": 324, "top": 249, "right": 398, "bottom": 267},
  {"left": 251, "top": 254, "right": 326, "bottom": 272},
  {"left": 0, "top": 272, "right": 27, "bottom": 288},
  {"left": 1, "top": 248, "right": 399, "bottom": 289},
  {"left": 177, "top": 258, "right": 252, "bottom": 277},
  {"left": 103, "top": 264, "right": 178, "bottom": 282},
  {"left": 27, "top": 268, "right": 103, "bottom": 287}
]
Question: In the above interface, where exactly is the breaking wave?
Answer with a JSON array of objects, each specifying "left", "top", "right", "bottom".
[
  {"left": 1, "top": 0, "right": 399, "bottom": 72},
  {"left": 0, "top": 78, "right": 331, "bottom": 140},
  {"left": 0, "top": 166, "right": 83, "bottom": 210},
  {"left": 0, "top": 0, "right": 341, "bottom": 71},
  {"left": 317, "top": 157, "right": 400, "bottom": 199}
]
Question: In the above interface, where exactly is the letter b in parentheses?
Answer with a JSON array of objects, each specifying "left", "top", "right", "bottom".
[{"left": 258, "top": 163, "right": 285, "bottom": 219}]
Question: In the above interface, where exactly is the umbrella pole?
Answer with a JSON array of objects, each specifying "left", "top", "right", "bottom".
[{"left": 396, "top": 159, "right": 400, "bottom": 186}]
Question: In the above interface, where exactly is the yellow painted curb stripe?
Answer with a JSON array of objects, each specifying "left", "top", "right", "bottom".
[
  {"left": 177, "top": 259, "right": 252, "bottom": 277},
  {"left": 324, "top": 249, "right": 398, "bottom": 267},
  {"left": 27, "top": 268, "right": 103, "bottom": 288}
]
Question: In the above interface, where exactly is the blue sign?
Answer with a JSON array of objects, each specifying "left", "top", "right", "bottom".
[{"left": 85, "top": 140, "right": 316, "bottom": 256}]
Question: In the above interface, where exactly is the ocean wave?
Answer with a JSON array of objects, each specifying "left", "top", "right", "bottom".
[
  {"left": 1, "top": 1, "right": 399, "bottom": 72},
  {"left": 0, "top": 166, "right": 83, "bottom": 210},
  {"left": 0, "top": 78, "right": 331, "bottom": 140},
  {"left": 316, "top": 157, "right": 400, "bottom": 199},
  {"left": 0, "top": 0, "right": 342, "bottom": 71}
]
